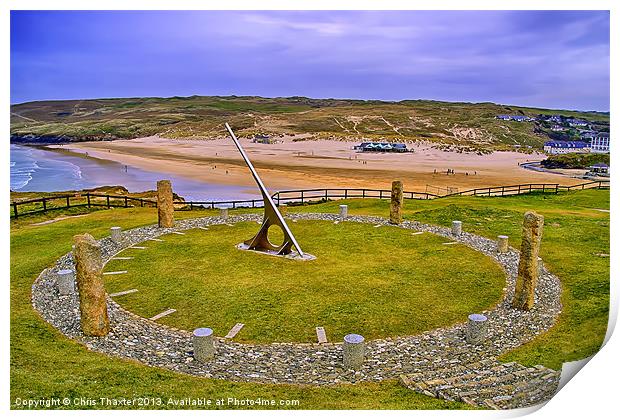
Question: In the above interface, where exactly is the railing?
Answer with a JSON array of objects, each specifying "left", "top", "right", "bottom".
[
  {"left": 10, "top": 192, "right": 156, "bottom": 219},
  {"left": 271, "top": 188, "right": 438, "bottom": 206},
  {"left": 10, "top": 180, "right": 610, "bottom": 219}
]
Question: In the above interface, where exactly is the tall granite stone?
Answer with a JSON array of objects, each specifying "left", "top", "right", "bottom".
[
  {"left": 390, "top": 180, "right": 404, "bottom": 224},
  {"left": 157, "top": 180, "right": 175, "bottom": 228},
  {"left": 73, "top": 233, "right": 110, "bottom": 336},
  {"left": 512, "top": 211, "right": 544, "bottom": 310}
]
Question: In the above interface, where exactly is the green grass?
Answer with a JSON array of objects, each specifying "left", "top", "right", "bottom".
[
  {"left": 10, "top": 206, "right": 470, "bottom": 410},
  {"left": 10, "top": 189, "right": 609, "bottom": 408},
  {"left": 104, "top": 221, "right": 505, "bottom": 343}
]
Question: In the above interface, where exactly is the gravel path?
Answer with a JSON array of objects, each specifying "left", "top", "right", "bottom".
[{"left": 31, "top": 213, "right": 562, "bottom": 396}]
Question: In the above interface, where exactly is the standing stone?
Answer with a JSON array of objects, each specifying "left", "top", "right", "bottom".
[
  {"left": 73, "top": 233, "right": 110, "bottom": 336},
  {"left": 465, "top": 314, "right": 488, "bottom": 344},
  {"left": 389, "top": 180, "right": 403, "bottom": 224},
  {"left": 57, "top": 269, "right": 75, "bottom": 296},
  {"left": 193, "top": 328, "right": 215, "bottom": 361},
  {"left": 110, "top": 226, "right": 122, "bottom": 244},
  {"left": 452, "top": 220, "right": 462, "bottom": 236},
  {"left": 157, "top": 180, "right": 174, "bottom": 228},
  {"left": 497, "top": 235, "right": 509, "bottom": 253},
  {"left": 219, "top": 207, "right": 229, "bottom": 219},
  {"left": 512, "top": 211, "right": 545, "bottom": 310},
  {"left": 339, "top": 204, "right": 348, "bottom": 219},
  {"left": 343, "top": 333, "right": 365, "bottom": 369}
]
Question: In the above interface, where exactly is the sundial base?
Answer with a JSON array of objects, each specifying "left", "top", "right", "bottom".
[{"left": 235, "top": 243, "right": 317, "bottom": 261}]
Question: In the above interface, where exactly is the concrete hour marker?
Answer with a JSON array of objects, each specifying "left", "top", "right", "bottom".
[
  {"left": 225, "top": 323, "right": 245, "bottom": 339},
  {"left": 130, "top": 246, "right": 147, "bottom": 250},
  {"left": 103, "top": 270, "right": 128, "bottom": 276},
  {"left": 148, "top": 238, "right": 164, "bottom": 242},
  {"left": 149, "top": 308, "right": 176, "bottom": 321},
  {"left": 171, "top": 231, "right": 185, "bottom": 235},
  {"left": 316, "top": 327, "right": 328, "bottom": 344},
  {"left": 111, "top": 257, "right": 133, "bottom": 260},
  {"left": 109, "top": 289, "right": 138, "bottom": 297}
]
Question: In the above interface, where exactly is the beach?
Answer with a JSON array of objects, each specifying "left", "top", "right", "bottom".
[{"left": 52, "top": 136, "right": 574, "bottom": 195}]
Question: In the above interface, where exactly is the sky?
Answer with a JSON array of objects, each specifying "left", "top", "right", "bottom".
[{"left": 10, "top": 10, "right": 610, "bottom": 111}]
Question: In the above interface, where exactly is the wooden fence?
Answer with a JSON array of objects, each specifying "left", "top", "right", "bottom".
[{"left": 10, "top": 180, "right": 610, "bottom": 219}]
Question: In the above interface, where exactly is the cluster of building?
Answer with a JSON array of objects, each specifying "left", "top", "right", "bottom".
[
  {"left": 543, "top": 132, "right": 610, "bottom": 154},
  {"left": 353, "top": 142, "right": 410, "bottom": 153},
  {"left": 495, "top": 115, "right": 535, "bottom": 122}
]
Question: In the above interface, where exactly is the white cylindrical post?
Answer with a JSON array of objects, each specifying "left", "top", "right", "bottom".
[
  {"left": 219, "top": 208, "right": 229, "bottom": 219},
  {"left": 497, "top": 235, "right": 509, "bottom": 253},
  {"left": 193, "top": 328, "right": 215, "bottom": 361},
  {"left": 110, "top": 226, "right": 122, "bottom": 244},
  {"left": 339, "top": 204, "right": 348, "bottom": 219},
  {"left": 452, "top": 220, "right": 462, "bottom": 236},
  {"left": 466, "top": 314, "right": 488, "bottom": 345},
  {"left": 343, "top": 333, "right": 365, "bottom": 369},
  {"left": 57, "top": 269, "right": 75, "bottom": 295},
  {"left": 538, "top": 257, "right": 544, "bottom": 277}
]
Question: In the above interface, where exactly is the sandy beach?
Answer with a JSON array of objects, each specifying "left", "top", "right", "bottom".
[{"left": 52, "top": 136, "right": 576, "bottom": 195}]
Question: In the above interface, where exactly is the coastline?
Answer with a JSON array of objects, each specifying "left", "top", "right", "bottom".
[{"left": 50, "top": 136, "right": 577, "bottom": 194}]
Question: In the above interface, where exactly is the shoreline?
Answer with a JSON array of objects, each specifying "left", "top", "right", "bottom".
[{"left": 49, "top": 136, "right": 578, "bottom": 194}]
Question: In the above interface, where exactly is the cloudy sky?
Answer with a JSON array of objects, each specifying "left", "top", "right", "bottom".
[{"left": 10, "top": 10, "right": 610, "bottom": 110}]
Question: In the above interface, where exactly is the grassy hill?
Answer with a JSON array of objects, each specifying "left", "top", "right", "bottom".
[{"left": 10, "top": 95, "right": 609, "bottom": 151}]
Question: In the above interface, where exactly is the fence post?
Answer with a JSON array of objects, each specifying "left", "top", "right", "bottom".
[
  {"left": 190, "top": 202, "right": 193, "bottom": 211},
  {"left": 363, "top": 189, "right": 366, "bottom": 198},
  {"left": 380, "top": 190, "right": 383, "bottom": 199},
  {"left": 66, "top": 196, "right": 70, "bottom": 208},
  {"left": 276, "top": 193, "right": 280, "bottom": 206},
  {"left": 13, "top": 203, "right": 18, "bottom": 218},
  {"left": 124, "top": 197, "right": 128, "bottom": 208},
  {"left": 42, "top": 198, "right": 46, "bottom": 211},
  {"left": 140, "top": 199, "right": 144, "bottom": 207},
  {"left": 501, "top": 186, "right": 505, "bottom": 196},
  {"left": 87, "top": 193, "right": 91, "bottom": 208},
  {"left": 555, "top": 184, "right": 559, "bottom": 194},
  {"left": 518, "top": 185, "right": 521, "bottom": 194},
  {"left": 344, "top": 189, "right": 348, "bottom": 199},
  {"left": 106, "top": 195, "right": 110, "bottom": 208},
  {"left": 301, "top": 191, "right": 304, "bottom": 203},
  {"left": 325, "top": 189, "right": 328, "bottom": 201}
]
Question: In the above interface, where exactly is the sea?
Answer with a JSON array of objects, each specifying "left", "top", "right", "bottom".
[{"left": 9, "top": 143, "right": 260, "bottom": 203}]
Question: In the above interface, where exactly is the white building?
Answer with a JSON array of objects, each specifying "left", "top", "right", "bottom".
[
  {"left": 588, "top": 133, "right": 610, "bottom": 154},
  {"left": 543, "top": 141, "right": 589, "bottom": 155}
]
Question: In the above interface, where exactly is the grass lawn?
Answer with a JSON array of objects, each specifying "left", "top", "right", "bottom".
[
  {"left": 10, "top": 189, "right": 609, "bottom": 408},
  {"left": 104, "top": 221, "right": 505, "bottom": 343}
]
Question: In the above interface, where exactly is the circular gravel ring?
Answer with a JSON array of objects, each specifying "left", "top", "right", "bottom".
[{"left": 32, "top": 213, "right": 562, "bottom": 385}]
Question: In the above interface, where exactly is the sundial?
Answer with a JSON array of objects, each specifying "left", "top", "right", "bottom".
[{"left": 225, "top": 123, "right": 315, "bottom": 260}]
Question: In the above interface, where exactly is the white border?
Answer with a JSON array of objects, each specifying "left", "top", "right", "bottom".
[{"left": 2, "top": 2, "right": 617, "bottom": 420}]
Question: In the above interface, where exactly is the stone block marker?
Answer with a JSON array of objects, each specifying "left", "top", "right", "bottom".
[
  {"left": 110, "top": 226, "right": 122, "bottom": 243},
  {"left": 219, "top": 208, "right": 229, "bottom": 219},
  {"left": 73, "top": 233, "right": 110, "bottom": 336},
  {"left": 109, "top": 289, "right": 138, "bottom": 298},
  {"left": 316, "top": 327, "right": 328, "bottom": 344},
  {"left": 497, "top": 235, "right": 509, "bottom": 253},
  {"left": 465, "top": 314, "right": 488, "bottom": 344},
  {"left": 390, "top": 180, "right": 404, "bottom": 224},
  {"left": 193, "top": 328, "right": 215, "bottom": 361},
  {"left": 452, "top": 220, "right": 462, "bottom": 236},
  {"left": 225, "top": 323, "right": 245, "bottom": 339},
  {"left": 57, "top": 269, "right": 75, "bottom": 295},
  {"left": 157, "top": 180, "right": 175, "bottom": 228},
  {"left": 512, "top": 211, "right": 544, "bottom": 311},
  {"left": 339, "top": 204, "right": 348, "bottom": 219},
  {"left": 343, "top": 333, "right": 365, "bottom": 369},
  {"left": 149, "top": 308, "right": 177, "bottom": 321}
]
